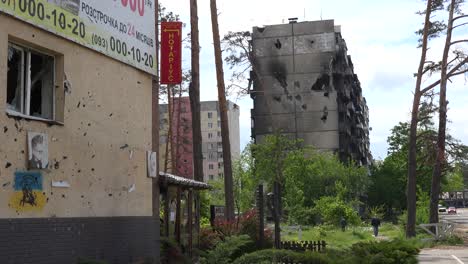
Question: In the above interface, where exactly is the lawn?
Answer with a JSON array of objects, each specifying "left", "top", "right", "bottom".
[
  {"left": 282, "top": 222, "right": 444, "bottom": 249},
  {"left": 282, "top": 225, "right": 375, "bottom": 249}
]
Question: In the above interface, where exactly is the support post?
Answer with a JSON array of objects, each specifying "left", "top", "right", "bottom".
[
  {"left": 256, "top": 184, "right": 264, "bottom": 248},
  {"left": 175, "top": 187, "right": 182, "bottom": 243},
  {"left": 274, "top": 181, "right": 281, "bottom": 249}
]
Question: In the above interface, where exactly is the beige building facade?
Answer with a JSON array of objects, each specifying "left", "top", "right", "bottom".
[
  {"left": 0, "top": 13, "right": 158, "bottom": 263},
  {"left": 201, "top": 101, "right": 240, "bottom": 182}
]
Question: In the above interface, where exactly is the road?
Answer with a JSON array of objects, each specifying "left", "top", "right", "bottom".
[{"left": 419, "top": 208, "right": 468, "bottom": 264}]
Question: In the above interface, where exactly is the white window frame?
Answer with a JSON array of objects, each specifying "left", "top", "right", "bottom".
[{"left": 6, "top": 42, "right": 56, "bottom": 122}]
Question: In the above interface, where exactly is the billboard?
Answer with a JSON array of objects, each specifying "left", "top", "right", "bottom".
[
  {"left": 0, "top": 0, "right": 156, "bottom": 75},
  {"left": 160, "top": 21, "right": 182, "bottom": 84}
]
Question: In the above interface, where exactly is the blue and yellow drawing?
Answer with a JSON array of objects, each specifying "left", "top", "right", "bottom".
[{"left": 9, "top": 172, "right": 46, "bottom": 212}]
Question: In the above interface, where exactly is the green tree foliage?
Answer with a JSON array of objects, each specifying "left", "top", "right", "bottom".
[
  {"left": 442, "top": 164, "right": 465, "bottom": 192},
  {"left": 313, "top": 196, "right": 361, "bottom": 226},
  {"left": 252, "top": 135, "right": 369, "bottom": 225},
  {"left": 204, "top": 134, "right": 369, "bottom": 224},
  {"left": 368, "top": 106, "right": 468, "bottom": 213},
  {"left": 232, "top": 144, "right": 257, "bottom": 213}
]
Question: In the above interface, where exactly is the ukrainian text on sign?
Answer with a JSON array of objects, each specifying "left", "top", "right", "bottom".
[
  {"left": 0, "top": 0, "right": 156, "bottom": 74},
  {"left": 160, "top": 21, "right": 182, "bottom": 84}
]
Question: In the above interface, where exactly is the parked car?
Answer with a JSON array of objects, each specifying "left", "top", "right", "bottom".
[
  {"left": 438, "top": 204, "right": 447, "bottom": 213},
  {"left": 448, "top": 207, "right": 457, "bottom": 214}
]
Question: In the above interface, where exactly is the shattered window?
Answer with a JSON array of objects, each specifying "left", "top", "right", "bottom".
[
  {"left": 6, "top": 43, "right": 55, "bottom": 120},
  {"left": 7, "top": 45, "right": 24, "bottom": 113}
]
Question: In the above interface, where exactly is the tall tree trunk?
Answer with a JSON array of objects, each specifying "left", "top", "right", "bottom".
[
  {"left": 407, "top": 0, "right": 433, "bottom": 238},
  {"left": 210, "top": 0, "right": 235, "bottom": 221},
  {"left": 152, "top": 0, "right": 161, "bottom": 260},
  {"left": 189, "top": 0, "right": 203, "bottom": 247},
  {"left": 430, "top": 0, "right": 455, "bottom": 225},
  {"left": 189, "top": 0, "right": 203, "bottom": 183}
]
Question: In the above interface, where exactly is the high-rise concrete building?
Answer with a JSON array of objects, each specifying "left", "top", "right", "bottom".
[
  {"left": 250, "top": 19, "right": 371, "bottom": 165},
  {"left": 160, "top": 98, "right": 240, "bottom": 181}
]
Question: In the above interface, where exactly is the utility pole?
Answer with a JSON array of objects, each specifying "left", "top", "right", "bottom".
[{"left": 210, "top": 0, "right": 235, "bottom": 220}]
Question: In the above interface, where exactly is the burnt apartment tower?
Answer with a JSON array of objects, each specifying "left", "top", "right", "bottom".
[{"left": 250, "top": 19, "right": 371, "bottom": 165}]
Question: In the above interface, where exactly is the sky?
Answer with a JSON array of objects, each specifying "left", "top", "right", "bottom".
[{"left": 159, "top": 0, "right": 468, "bottom": 160}]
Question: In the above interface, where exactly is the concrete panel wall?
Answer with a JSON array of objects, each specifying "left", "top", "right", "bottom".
[
  {"left": 253, "top": 113, "right": 297, "bottom": 134},
  {"left": 294, "top": 52, "right": 335, "bottom": 74},
  {"left": 292, "top": 20, "right": 335, "bottom": 35},
  {"left": 295, "top": 111, "right": 338, "bottom": 133},
  {"left": 252, "top": 37, "right": 294, "bottom": 58},
  {"left": 294, "top": 33, "right": 336, "bottom": 55},
  {"left": 298, "top": 131, "right": 339, "bottom": 150},
  {"left": 0, "top": 16, "right": 153, "bottom": 219}
]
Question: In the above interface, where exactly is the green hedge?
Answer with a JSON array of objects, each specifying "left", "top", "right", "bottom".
[
  {"left": 233, "top": 249, "right": 330, "bottom": 264},
  {"left": 229, "top": 240, "right": 420, "bottom": 264},
  {"left": 348, "top": 240, "right": 420, "bottom": 264},
  {"left": 200, "top": 235, "right": 257, "bottom": 264}
]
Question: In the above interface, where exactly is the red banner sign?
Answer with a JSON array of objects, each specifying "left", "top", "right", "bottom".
[{"left": 161, "top": 22, "right": 182, "bottom": 84}]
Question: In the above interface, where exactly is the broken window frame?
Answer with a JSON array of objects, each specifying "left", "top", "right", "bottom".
[{"left": 6, "top": 42, "right": 56, "bottom": 122}]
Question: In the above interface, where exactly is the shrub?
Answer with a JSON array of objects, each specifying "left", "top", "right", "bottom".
[
  {"left": 77, "top": 258, "right": 108, "bottom": 264},
  {"left": 200, "top": 235, "right": 256, "bottom": 264},
  {"left": 160, "top": 237, "right": 190, "bottom": 264},
  {"left": 438, "top": 235, "right": 464, "bottom": 245},
  {"left": 199, "top": 227, "right": 222, "bottom": 251},
  {"left": 287, "top": 206, "right": 320, "bottom": 225},
  {"left": 349, "top": 240, "right": 420, "bottom": 264},
  {"left": 233, "top": 249, "right": 330, "bottom": 264},
  {"left": 313, "top": 196, "right": 361, "bottom": 226}
]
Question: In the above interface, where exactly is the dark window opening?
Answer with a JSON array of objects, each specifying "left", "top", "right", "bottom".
[{"left": 6, "top": 43, "right": 54, "bottom": 120}]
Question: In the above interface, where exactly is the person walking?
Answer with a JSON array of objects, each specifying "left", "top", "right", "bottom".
[
  {"left": 340, "top": 217, "right": 347, "bottom": 232},
  {"left": 371, "top": 217, "right": 381, "bottom": 237}
]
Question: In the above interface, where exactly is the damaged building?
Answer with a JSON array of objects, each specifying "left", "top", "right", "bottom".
[{"left": 250, "top": 19, "right": 371, "bottom": 165}]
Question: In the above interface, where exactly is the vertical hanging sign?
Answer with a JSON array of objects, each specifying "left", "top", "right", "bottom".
[{"left": 161, "top": 22, "right": 182, "bottom": 84}]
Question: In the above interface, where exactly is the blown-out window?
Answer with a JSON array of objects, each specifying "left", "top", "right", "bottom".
[{"left": 7, "top": 43, "right": 55, "bottom": 120}]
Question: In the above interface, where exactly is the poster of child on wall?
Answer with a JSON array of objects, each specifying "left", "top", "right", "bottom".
[{"left": 28, "top": 132, "right": 49, "bottom": 170}]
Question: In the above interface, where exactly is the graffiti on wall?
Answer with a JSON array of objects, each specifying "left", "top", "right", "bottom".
[{"left": 9, "top": 172, "right": 46, "bottom": 212}]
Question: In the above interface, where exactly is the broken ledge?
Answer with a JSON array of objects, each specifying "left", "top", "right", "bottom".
[{"left": 6, "top": 109, "right": 64, "bottom": 126}]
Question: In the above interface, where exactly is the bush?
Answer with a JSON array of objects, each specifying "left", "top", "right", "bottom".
[
  {"left": 233, "top": 249, "right": 330, "bottom": 264},
  {"left": 200, "top": 235, "right": 256, "bottom": 264},
  {"left": 77, "top": 258, "right": 108, "bottom": 264},
  {"left": 313, "top": 196, "right": 361, "bottom": 226},
  {"left": 160, "top": 237, "right": 190, "bottom": 264},
  {"left": 199, "top": 227, "right": 222, "bottom": 251},
  {"left": 438, "top": 235, "right": 464, "bottom": 245},
  {"left": 287, "top": 206, "right": 320, "bottom": 225},
  {"left": 349, "top": 240, "right": 420, "bottom": 264}
]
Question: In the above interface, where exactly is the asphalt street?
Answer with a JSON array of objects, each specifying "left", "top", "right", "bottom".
[{"left": 419, "top": 208, "right": 468, "bottom": 264}]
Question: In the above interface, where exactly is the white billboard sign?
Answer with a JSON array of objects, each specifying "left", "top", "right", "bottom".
[{"left": 0, "top": 0, "right": 156, "bottom": 74}]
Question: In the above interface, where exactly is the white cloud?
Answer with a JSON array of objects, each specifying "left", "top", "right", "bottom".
[{"left": 160, "top": 0, "right": 468, "bottom": 157}]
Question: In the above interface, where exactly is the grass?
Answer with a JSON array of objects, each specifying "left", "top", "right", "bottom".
[
  {"left": 281, "top": 222, "right": 450, "bottom": 249},
  {"left": 282, "top": 225, "right": 374, "bottom": 249}
]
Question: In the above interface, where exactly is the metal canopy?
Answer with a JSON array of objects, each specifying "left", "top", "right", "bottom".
[{"left": 159, "top": 172, "right": 210, "bottom": 190}]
